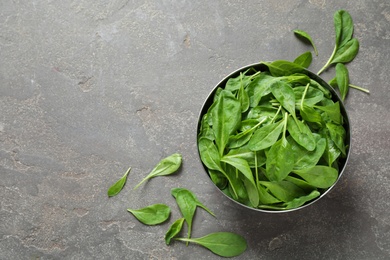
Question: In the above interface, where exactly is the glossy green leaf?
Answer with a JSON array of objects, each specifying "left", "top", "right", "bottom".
[
  {"left": 294, "top": 86, "right": 324, "bottom": 107},
  {"left": 300, "top": 105, "right": 323, "bottom": 124},
  {"left": 335, "top": 63, "right": 350, "bottom": 100},
  {"left": 257, "top": 183, "right": 281, "bottom": 205},
  {"left": 283, "top": 190, "right": 320, "bottom": 209},
  {"left": 287, "top": 116, "right": 316, "bottom": 151},
  {"left": 246, "top": 73, "right": 276, "bottom": 107},
  {"left": 332, "top": 38, "right": 359, "bottom": 64},
  {"left": 209, "top": 169, "right": 228, "bottom": 189},
  {"left": 334, "top": 10, "right": 354, "bottom": 49},
  {"left": 315, "top": 102, "right": 342, "bottom": 124},
  {"left": 134, "top": 153, "right": 182, "bottom": 189},
  {"left": 293, "top": 30, "right": 318, "bottom": 56},
  {"left": 198, "top": 137, "right": 223, "bottom": 172},
  {"left": 165, "top": 218, "right": 185, "bottom": 245},
  {"left": 258, "top": 181, "right": 305, "bottom": 202},
  {"left": 263, "top": 60, "right": 305, "bottom": 77},
  {"left": 265, "top": 137, "right": 294, "bottom": 181},
  {"left": 198, "top": 113, "right": 214, "bottom": 141},
  {"left": 107, "top": 167, "right": 131, "bottom": 197},
  {"left": 238, "top": 73, "right": 250, "bottom": 112},
  {"left": 127, "top": 204, "right": 170, "bottom": 225},
  {"left": 285, "top": 176, "right": 317, "bottom": 193},
  {"left": 293, "top": 51, "right": 313, "bottom": 68},
  {"left": 211, "top": 90, "right": 242, "bottom": 156},
  {"left": 326, "top": 122, "right": 347, "bottom": 156},
  {"left": 271, "top": 80, "right": 297, "bottom": 120},
  {"left": 248, "top": 120, "right": 283, "bottom": 151},
  {"left": 292, "top": 166, "right": 338, "bottom": 188},
  {"left": 321, "top": 129, "right": 342, "bottom": 166},
  {"left": 288, "top": 134, "right": 326, "bottom": 170},
  {"left": 175, "top": 232, "right": 247, "bottom": 257},
  {"left": 171, "top": 188, "right": 214, "bottom": 243}
]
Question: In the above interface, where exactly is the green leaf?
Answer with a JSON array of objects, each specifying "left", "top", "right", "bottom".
[
  {"left": 198, "top": 137, "right": 223, "bottom": 172},
  {"left": 283, "top": 190, "right": 320, "bottom": 209},
  {"left": 288, "top": 134, "right": 326, "bottom": 170},
  {"left": 326, "top": 122, "right": 347, "bottom": 156},
  {"left": 198, "top": 113, "right": 214, "bottom": 141},
  {"left": 293, "top": 30, "right": 318, "bottom": 56},
  {"left": 293, "top": 51, "right": 313, "bottom": 68},
  {"left": 175, "top": 232, "right": 247, "bottom": 257},
  {"left": 171, "top": 188, "right": 215, "bottom": 243},
  {"left": 211, "top": 90, "right": 242, "bottom": 156},
  {"left": 165, "top": 218, "right": 185, "bottom": 245},
  {"left": 258, "top": 181, "right": 305, "bottom": 202},
  {"left": 127, "top": 204, "right": 171, "bottom": 225},
  {"left": 292, "top": 166, "right": 338, "bottom": 188},
  {"left": 320, "top": 129, "right": 342, "bottom": 166},
  {"left": 208, "top": 169, "right": 228, "bottom": 189},
  {"left": 271, "top": 80, "right": 297, "bottom": 120},
  {"left": 300, "top": 105, "right": 323, "bottom": 124},
  {"left": 238, "top": 73, "right": 250, "bottom": 112},
  {"left": 265, "top": 137, "right": 294, "bottom": 181},
  {"left": 263, "top": 60, "right": 305, "bottom": 77},
  {"left": 335, "top": 63, "right": 350, "bottom": 100},
  {"left": 134, "top": 153, "right": 182, "bottom": 189},
  {"left": 248, "top": 121, "right": 284, "bottom": 151},
  {"left": 225, "top": 70, "right": 253, "bottom": 92},
  {"left": 107, "top": 167, "right": 131, "bottom": 197},
  {"left": 315, "top": 102, "right": 342, "bottom": 124},
  {"left": 331, "top": 38, "right": 359, "bottom": 64},
  {"left": 257, "top": 183, "right": 282, "bottom": 205},
  {"left": 287, "top": 116, "right": 316, "bottom": 151},
  {"left": 334, "top": 10, "right": 354, "bottom": 49},
  {"left": 246, "top": 73, "right": 275, "bottom": 107},
  {"left": 294, "top": 86, "right": 324, "bottom": 107},
  {"left": 221, "top": 156, "right": 259, "bottom": 207}
]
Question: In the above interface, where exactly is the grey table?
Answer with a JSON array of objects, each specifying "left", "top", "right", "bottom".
[{"left": 1, "top": 1, "right": 389, "bottom": 259}]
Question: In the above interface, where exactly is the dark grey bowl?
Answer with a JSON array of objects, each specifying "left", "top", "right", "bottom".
[{"left": 196, "top": 62, "right": 351, "bottom": 213}]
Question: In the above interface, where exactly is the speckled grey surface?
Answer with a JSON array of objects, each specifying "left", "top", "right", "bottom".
[{"left": 1, "top": 0, "right": 389, "bottom": 259}]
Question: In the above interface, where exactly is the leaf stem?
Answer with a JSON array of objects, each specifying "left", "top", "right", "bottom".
[
  {"left": 270, "top": 106, "right": 282, "bottom": 123},
  {"left": 349, "top": 84, "right": 370, "bottom": 93},
  {"left": 282, "top": 112, "right": 288, "bottom": 140},
  {"left": 134, "top": 175, "right": 149, "bottom": 190},
  {"left": 300, "top": 83, "right": 310, "bottom": 110},
  {"left": 317, "top": 45, "right": 337, "bottom": 75}
]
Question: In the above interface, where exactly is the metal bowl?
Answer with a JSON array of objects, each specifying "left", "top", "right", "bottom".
[{"left": 196, "top": 62, "right": 351, "bottom": 213}]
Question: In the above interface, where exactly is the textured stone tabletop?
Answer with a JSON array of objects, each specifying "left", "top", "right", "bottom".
[{"left": 1, "top": 0, "right": 389, "bottom": 259}]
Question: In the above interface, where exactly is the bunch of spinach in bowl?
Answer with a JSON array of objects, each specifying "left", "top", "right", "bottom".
[{"left": 197, "top": 60, "right": 350, "bottom": 211}]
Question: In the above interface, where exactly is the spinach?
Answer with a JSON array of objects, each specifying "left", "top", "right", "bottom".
[
  {"left": 335, "top": 63, "right": 350, "bottom": 100},
  {"left": 211, "top": 90, "right": 242, "bottom": 156},
  {"left": 317, "top": 10, "right": 359, "bottom": 75},
  {"left": 293, "top": 29, "right": 318, "bottom": 56},
  {"left": 134, "top": 153, "right": 182, "bottom": 189},
  {"left": 127, "top": 204, "right": 171, "bottom": 225},
  {"left": 198, "top": 61, "right": 348, "bottom": 210},
  {"left": 165, "top": 218, "right": 185, "bottom": 245},
  {"left": 171, "top": 188, "right": 215, "bottom": 243},
  {"left": 294, "top": 51, "right": 313, "bottom": 68},
  {"left": 107, "top": 167, "right": 131, "bottom": 197},
  {"left": 175, "top": 232, "right": 247, "bottom": 257}
]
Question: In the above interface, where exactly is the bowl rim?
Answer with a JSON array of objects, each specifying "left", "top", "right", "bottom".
[{"left": 196, "top": 62, "right": 351, "bottom": 213}]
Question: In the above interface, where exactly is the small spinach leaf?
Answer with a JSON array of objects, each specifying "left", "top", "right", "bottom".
[
  {"left": 292, "top": 166, "right": 338, "bottom": 188},
  {"left": 165, "top": 218, "right": 185, "bottom": 245},
  {"left": 293, "top": 51, "right": 313, "bottom": 68},
  {"left": 335, "top": 63, "right": 350, "bottom": 100},
  {"left": 293, "top": 29, "right": 318, "bottom": 56},
  {"left": 175, "top": 232, "right": 247, "bottom": 258},
  {"left": 134, "top": 153, "right": 182, "bottom": 189},
  {"left": 107, "top": 167, "right": 131, "bottom": 197},
  {"left": 127, "top": 204, "right": 171, "bottom": 225}
]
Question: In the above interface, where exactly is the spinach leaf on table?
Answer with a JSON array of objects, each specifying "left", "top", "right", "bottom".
[
  {"left": 175, "top": 232, "right": 247, "bottom": 257},
  {"left": 293, "top": 29, "right": 319, "bottom": 56},
  {"left": 107, "top": 167, "right": 131, "bottom": 197},
  {"left": 134, "top": 153, "right": 182, "bottom": 189},
  {"left": 127, "top": 204, "right": 171, "bottom": 225},
  {"left": 165, "top": 218, "right": 185, "bottom": 245}
]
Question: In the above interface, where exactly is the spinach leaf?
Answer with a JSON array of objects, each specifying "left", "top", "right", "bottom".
[
  {"left": 293, "top": 51, "right": 313, "bottom": 68},
  {"left": 246, "top": 73, "right": 276, "bottom": 107},
  {"left": 300, "top": 105, "right": 323, "bottom": 124},
  {"left": 265, "top": 113, "right": 294, "bottom": 181},
  {"left": 227, "top": 118, "right": 266, "bottom": 149},
  {"left": 257, "top": 183, "right": 282, "bottom": 205},
  {"left": 224, "top": 147, "right": 266, "bottom": 168},
  {"left": 263, "top": 60, "right": 305, "bottom": 77},
  {"left": 225, "top": 69, "right": 253, "bottom": 92},
  {"left": 248, "top": 120, "right": 283, "bottom": 151},
  {"left": 288, "top": 134, "right": 326, "bottom": 170},
  {"left": 198, "top": 113, "right": 214, "bottom": 141},
  {"left": 127, "top": 204, "right": 170, "bottom": 225},
  {"left": 134, "top": 153, "right": 182, "bottom": 189},
  {"left": 271, "top": 80, "right": 297, "bottom": 121},
  {"left": 208, "top": 169, "right": 228, "bottom": 189},
  {"left": 165, "top": 218, "right": 185, "bottom": 245},
  {"left": 287, "top": 116, "right": 316, "bottom": 151},
  {"left": 258, "top": 181, "right": 305, "bottom": 202},
  {"left": 238, "top": 73, "right": 250, "bottom": 112},
  {"left": 283, "top": 190, "right": 320, "bottom": 209},
  {"left": 315, "top": 102, "right": 342, "bottom": 124},
  {"left": 317, "top": 10, "right": 358, "bottom": 74},
  {"left": 211, "top": 90, "right": 241, "bottom": 156},
  {"left": 285, "top": 176, "right": 317, "bottom": 193},
  {"left": 294, "top": 86, "right": 324, "bottom": 107},
  {"left": 326, "top": 122, "right": 347, "bottom": 156},
  {"left": 320, "top": 129, "right": 342, "bottom": 166},
  {"left": 335, "top": 63, "right": 350, "bottom": 100},
  {"left": 221, "top": 156, "right": 259, "bottom": 207},
  {"left": 293, "top": 29, "right": 318, "bottom": 56},
  {"left": 107, "top": 167, "right": 131, "bottom": 197},
  {"left": 171, "top": 188, "right": 215, "bottom": 244},
  {"left": 292, "top": 166, "right": 338, "bottom": 188},
  {"left": 175, "top": 232, "right": 247, "bottom": 257}
]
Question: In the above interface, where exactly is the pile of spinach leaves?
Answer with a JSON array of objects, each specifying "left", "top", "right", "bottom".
[{"left": 198, "top": 60, "right": 348, "bottom": 210}]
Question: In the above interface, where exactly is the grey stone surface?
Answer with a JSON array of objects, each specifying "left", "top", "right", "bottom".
[{"left": 1, "top": 0, "right": 389, "bottom": 259}]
